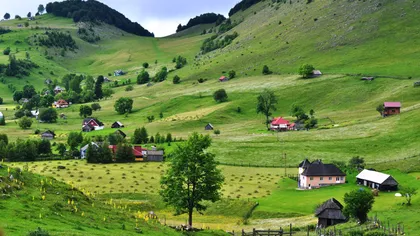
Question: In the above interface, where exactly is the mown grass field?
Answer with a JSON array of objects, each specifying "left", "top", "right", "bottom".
[{"left": 1, "top": 0, "right": 420, "bottom": 234}]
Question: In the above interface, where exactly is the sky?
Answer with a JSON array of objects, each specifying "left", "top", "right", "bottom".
[{"left": 0, "top": 0, "right": 239, "bottom": 37}]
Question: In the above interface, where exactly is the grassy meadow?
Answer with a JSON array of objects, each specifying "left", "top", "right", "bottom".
[{"left": 1, "top": 0, "right": 420, "bottom": 234}]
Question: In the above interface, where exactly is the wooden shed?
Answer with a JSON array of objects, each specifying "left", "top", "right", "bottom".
[
  {"left": 383, "top": 102, "right": 401, "bottom": 116},
  {"left": 205, "top": 123, "right": 214, "bottom": 130},
  {"left": 146, "top": 150, "right": 164, "bottom": 162},
  {"left": 315, "top": 198, "right": 346, "bottom": 227}
]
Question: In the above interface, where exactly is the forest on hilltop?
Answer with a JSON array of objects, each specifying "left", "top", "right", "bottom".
[{"left": 46, "top": 0, "right": 154, "bottom": 37}]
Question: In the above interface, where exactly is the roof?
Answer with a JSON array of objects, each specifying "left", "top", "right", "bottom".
[
  {"left": 206, "top": 123, "right": 214, "bottom": 128},
  {"left": 54, "top": 86, "right": 64, "bottom": 90},
  {"left": 147, "top": 150, "right": 164, "bottom": 156},
  {"left": 315, "top": 198, "right": 346, "bottom": 220},
  {"left": 312, "top": 70, "right": 322, "bottom": 75},
  {"left": 219, "top": 76, "right": 228, "bottom": 81},
  {"left": 301, "top": 160, "right": 346, "bottom": 177},
  {"left": 42, "top": 130, "right": 55, "bottom": 136},
  {"left": 298, "top": 159, "right": 311, "bottom": 168},
  {"left": 83, "top": 117, "right": 104, "bottom": 127},
  {"left": 56, "top": 99, "right": 68, "bottom": 105},
  {"left": 114, "top": 129, "right": 126, "bottom": 138},
  {"left": 81, "top": 142, "right": 100, "bottom": 152},
  {"left": 384, "top": 102, "right": 401, "bottom": 108},
  {"left": 356, "top": 169, "right": 398, "bottom": 185},
  {"left": 271, "top": 117, "right": 290, "bottom": 125},
  {"left": 112, "top": 121, "right": 124, "bottom": 126}
]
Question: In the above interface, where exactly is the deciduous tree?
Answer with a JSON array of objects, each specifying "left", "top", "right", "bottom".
[
  {"left": 256, "top": 89, "right": 278, "bottom": 130},
  {"left": 18, "top": 116, "right": 33, "bottom": 129},
  {"left": 298, "top": 64, "right": 315, "bottom": 78},
  {"left": 400, "top": 186, "right": 417, "bottom": 206},
  {"left": 344, "top": 189, "right": 374, "bottom": 223},
  {"left": 79, "top": 105, "right": 93, "bottom": 118},
  {"left": 114, "top": 97, "right": 133, "bottom": 114},
  {"left": 213, "top": 89, "right": 228, "bottom": 103},
  {"left": 160, "top": 133, "right": 224, "bottom": 228}
]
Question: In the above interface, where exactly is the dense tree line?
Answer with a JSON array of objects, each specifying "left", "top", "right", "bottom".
[
  {"left": 38, "top": 31, "right": 78, "bottom": 50},
  {"left": 228, "top": 0, "right": 263, "bottom": 16},
  {"left": 0, "top": 27, "right": 11, "bottom": 35},
  {"left": 176, "top": 13, "right": 226, "bottom": 32},
  {"left": 0, "top": 135, "right": 52, "bottom": 162},
  {"left": 201, "top": 32, "right": 238, "bottom": 54},
  {"left": 46, "top": 0, "right": 154, "bottom": 37}
]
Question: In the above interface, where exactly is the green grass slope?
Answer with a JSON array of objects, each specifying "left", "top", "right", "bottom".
[{"left": 0, "top": 163, "right": 181, "bottom": 235}]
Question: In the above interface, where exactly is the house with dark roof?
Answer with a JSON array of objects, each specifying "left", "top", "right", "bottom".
[
  {"left": 298, "top": 159, "right": 346, "bottom": 189},
  {"left": 114, "top": 70, "right": 125, "bottom": 76},
  {"left": 312, "top": 70, "right": 322, "bottom": 77},
  {"left": 356, "top": 169, "right": 398, "bottom": 191},
  {"left": 82, "top": 118, "right": 104, "bottom": 132},
  {"left": 41, "top": 130, "right": 55, "bottom": 140},
  {"left": 315, "top": 198, "right": 346, "bottom": 227},
  {"left": 383, "top": 102, "right": 401, "bottom": 116},
  {"left": 111, "top": 121, "right": 124, "bottom": 128},
  {"left": 114, "top": 129, "right": 126, "bottom": 139},
  {"left": 54, "top": 86, "right": 65, "bottom": 95}
]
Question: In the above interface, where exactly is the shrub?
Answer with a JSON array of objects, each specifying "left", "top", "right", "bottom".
[
  {"left": 173, "top": 75, "right": 181, "bottom": 84},
  {"left": 3, "top": 47, "right": 11, "bottom": 55},
  {"left": 262, "top": 65, "right": 272, "bottom": 75},
  {"left": 28, "top": 227, "right": 50, "bottom": 236},
  {"left": 125, "top": 85, "right": 134, "bottom": 91},
  {"left": 364, "top": 231, "right": 387, "bottom": 236},
  {"left": 228, "top": 70, "right": 236, "bottom": 79},
  {"left": 142, "top": 62, "right": 149, "bottom": 68},
  {"left": 0, "top": 97, "right": 3, "bottom": 104},
  {"left": 18, "top": 116, "right": 33, "bottom": 129},
  {"left": 213, "top": 89, "right": 228, "bottom": 103}
]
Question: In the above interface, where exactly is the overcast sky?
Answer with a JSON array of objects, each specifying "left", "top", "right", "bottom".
[{"left": 0, "top": 0, "right": 239, "bottom": 37}]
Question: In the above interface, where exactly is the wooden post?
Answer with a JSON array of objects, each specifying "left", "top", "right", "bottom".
[
  {"left": 290, "top": 223, "right": 292, "bottom": 236},
  {"left": 242, "top": 229, "right": 245, "bottom": 236},
  {"left": 253, "top": 228, "right": 256, "bottom": 236},
  {"left": 307, "top": 225, "right": 309, "bottom": 236}
]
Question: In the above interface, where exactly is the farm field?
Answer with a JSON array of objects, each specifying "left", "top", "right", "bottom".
[{"left": 1, "top": 0, "right": 420, "bottom": 234}]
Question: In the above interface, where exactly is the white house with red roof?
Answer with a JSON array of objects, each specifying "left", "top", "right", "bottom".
[
  {"left": 54, "top": 99, "right": 69, "bottom": 108},
  {"left": 270, "top": 117, "right": 295, "bottom": 131}
]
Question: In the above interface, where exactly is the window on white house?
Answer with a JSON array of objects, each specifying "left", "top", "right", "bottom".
[
  {"left": 320, "top": 177, "right": 323, "bottom": 181},
  {"left": 329, "top": 177, "right": 332, "bottom": 180},
  {"left": 310, "top": 177, "right": 313, "bottom": 180},
  {"left": 340, "top": 177, "right": 344, "bottom": 181},
  {"left": 336, "top": 177, "right": 340, "bottom": 181}
]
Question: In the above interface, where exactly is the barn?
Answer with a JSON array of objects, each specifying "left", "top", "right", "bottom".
[
  {"left": 383, "top": 102, "right": 401, "bottom": 116},
  {"left": 356, "top": 169, "right": 398, "bottom": 191}
]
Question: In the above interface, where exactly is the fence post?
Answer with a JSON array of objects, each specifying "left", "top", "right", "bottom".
[
  {"left": 307, "top": 225, "right": 309, "bottom": 236},
  {"left": 242, "top": 229, "right": 245, "bottom": 236},
  {"left": 253, "top": 228, "right": 256, "bottom": 236},
  {"left": 290, "top": 224, "right": 292, "bottom": 236}
]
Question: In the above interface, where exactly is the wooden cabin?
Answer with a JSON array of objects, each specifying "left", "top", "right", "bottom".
[
  {"left": 315, "top": 198, "right": 346, "bottom": 227},
  {"left": 383, "top": 102, "right": 401, "bottom": 116}
]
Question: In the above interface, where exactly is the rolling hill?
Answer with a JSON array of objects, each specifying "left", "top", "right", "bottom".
[{"left": 1, "top": 0, "right": 420, "bottom": 234}]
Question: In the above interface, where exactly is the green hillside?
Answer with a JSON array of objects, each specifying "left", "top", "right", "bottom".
[
  {"left": 1, "top": 0, "right": 420, "bottom": 234},
  {"left": 0, "top": 164, "right": 179, "bottom": 235}
]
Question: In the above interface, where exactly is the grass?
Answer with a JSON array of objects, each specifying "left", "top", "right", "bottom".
[
  {"left": 1, "top": 0, "right": 420, "bottom": 233},
  {"left": 0, "top": 164, "right": 181, "bottom": 235}
]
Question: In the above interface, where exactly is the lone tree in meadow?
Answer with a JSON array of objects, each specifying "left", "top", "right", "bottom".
[
  {"left": 114, "top": 97, "right": 133, "bottom": 114},
  {"left": 137, "top": 70, "right": 150, "bottom": 84},
  {"left": 38, "top": 4, "right": 45, "bottom": 15},
  {"left": 256, "top": 89, "right": 278, "bottom": 130},
  {"left": 228, "top": 70, "right": 236, "bottom": 79},
  {"left": 4, "top": 13, "right": 10, "bottom": 20},
  {"left": 142, "top": 62, "right": 149, "bottom": 68},
  {"left": 262, "top": 65, "right": 272, "bottom": 75},
  {"left": 344, "top": 189, "right": 374, "bottom": 223},
  {"left": 18, "top": 116, "right": 33, "bottom": 129},
  {"left": 160, "top": 133, "right": 224, "bottom": 229},
  {"left": 400, "top": 186, "right": 417, "bottom": 206},
  {"left": 79, "top": 105, "right": 93, "bottom": 118},
  {"left": 213, "top": 89, "right": 228, "bottom": 103},
  {"left": 298, "top": 64, "right": 315, "bottom": 78}
]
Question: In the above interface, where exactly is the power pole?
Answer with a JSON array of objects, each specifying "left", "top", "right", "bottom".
[{"left": 284, "top": 153, "right": 287, "bottom": 177}]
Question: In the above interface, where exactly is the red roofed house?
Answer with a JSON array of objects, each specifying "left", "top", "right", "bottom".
[
  {"left": 270, "top": 117, "right": 295, "bottom": 131},
  {"left": 54, "top": 99, "right": 69, "bottom": 108},
  {"left": 108, "top": 145, "right": 147, "bottom": 162},
  {"left": 383, "top": 102, "right": 401, "bottom": 116},
  {"left": 219, "top": 76, "right": 229, "bottom": 82}
]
